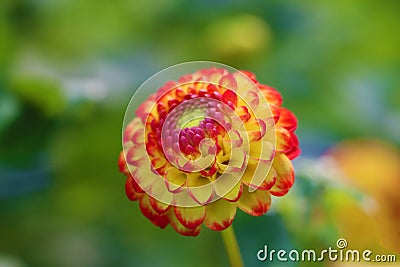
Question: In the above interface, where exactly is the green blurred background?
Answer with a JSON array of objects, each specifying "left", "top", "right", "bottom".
[{"left": 1, "top": 0, "right": 399, "bottom": 266}]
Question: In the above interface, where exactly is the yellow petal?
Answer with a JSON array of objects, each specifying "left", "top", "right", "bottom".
[
  {"left": 131, "top": 162, "right": 157, "bottom": 191},
  {"left": 149, "top": 195, "right": 171, "bottom": 214},
  {"left": 223, "top": 181, "right": 243, "bottom": 202},
  {"left": 248, "top": 140, "right": 275, "bottom": 164},
  {"left": 270, "top": 153, "right": 295, "bottom": 196},
  {"left": 123, "top": 117, "right": 144, "bottom": 144},
  {"left": 169, "top": 209, "right": 202, "bottom": 236},
  {"left": 244, "top": 118, "right": 266, "bottom": 142},
  {"left": 164, "top": 167, "right": 187, "bottom": 193},
  {"left": 187, "top": 173, "right": 214, "bottom": 205},
  {"left": 227, "top": 148, "right": 247, "bottom": 172},
  {"left": 214, "top": 173, "right": 242, "bottom": 202},
  {"left": 237, "top": 186, "right": 271, "bottom": 216},
  {"left": 174, "top": 206, "right": 206, "bottom": 228},
  {"left": 147, "top": 177, "right": 174, "bottom": 206},
  {"left": 242, "top": 163, "right": 276, "bottom": 191},
  {"left": 204, "top": 199, "right": 237, "bottom": 231},
  {"left": 139, "top": 195, "right": 169, "bottom": 228}
]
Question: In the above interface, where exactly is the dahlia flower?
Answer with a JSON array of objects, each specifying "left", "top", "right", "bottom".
[{"left": 119, "top": 66, "right": 300, "bottom": 236}]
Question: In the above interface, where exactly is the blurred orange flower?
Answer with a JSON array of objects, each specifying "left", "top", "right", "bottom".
[{"left": 329, "top": 139, "right": 400, "bottom": 253}]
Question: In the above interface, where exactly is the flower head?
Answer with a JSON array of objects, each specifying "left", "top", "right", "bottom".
[{"left": 119, "top": 67, "right": 300, "bottom": 236}]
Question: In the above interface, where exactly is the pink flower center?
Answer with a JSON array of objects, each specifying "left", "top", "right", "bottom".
[{"left": 178, "top": 118, "right": 224, "bottom": 158}]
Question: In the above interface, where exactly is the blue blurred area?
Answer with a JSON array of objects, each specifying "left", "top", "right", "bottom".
[{"left": 0, "top": 154, "right": 50, "bottom": 198}]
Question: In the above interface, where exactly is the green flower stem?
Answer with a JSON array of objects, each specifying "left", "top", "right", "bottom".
[{"left": 221, "top": 225, "right": 244, "bottom": 267}]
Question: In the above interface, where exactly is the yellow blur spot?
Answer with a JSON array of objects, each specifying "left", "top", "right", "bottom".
[{"left": 205, "top": 14, "right": 272, "bottom": 60}]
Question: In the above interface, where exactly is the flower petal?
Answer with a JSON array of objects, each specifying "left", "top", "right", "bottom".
[
  {"left": 214, "top": 173, "right": 242, "bottom": 202},
  {"left": 269, "top": 104, "right": 281, "bottom": 123},
  {"left": 204, "top": 199, "right": 237, "bottom": 231},
  {"left": 125, "top": 176, "right": 143, "bottom": 201},
  {"left": 245, "top": 118, "right": 266, "bottom": 142},
  {"left": 151, "top": 156, "right": 168, "bottom": 172},
  {"left": 237, "top": 186, "right": 271, "bottom": 216},
  {"left": 236, "top": 105, "right": 251, "bottom": 122},
  {"left": 241, "top": 163, "right": 276, "bottom": 190},
  {"left": 286, "top": 144, "right": 301, "bottom": 160},
  {"left": 220, "top": 74, "right": 238, "bottom": 91},
  {"left": 233, "top": 71, "right": 258, "bottom": 94},
  {"left": 147, "top": 177, "right": 174, "bottom": 206},
  {"left": 276, "top": 126, "right": 300, "bottom": 160},
  {"left": 136, "top": 95, "right": 157, "bottom": 123},
  {"left": 139, "top": 195, "right": 169, "bottom": 229},
  {"left": 187, "top": 173, "right": 214, "bottom": 205},
  {"left": 197, "top": 67, "right": 227, "bottom": 83},
  {"left": 149, "top": 196, "right": 170, "bottom": 214},
  {"left": 248, "top": 140, "right": 275, "bottom": 164},
  {"left": 155, "top": 80, "right": 178, "bottom": 99},
  {"left": 277, "top": 107, "right": 297, "bottom": 132},
  {"left": 169, "top": 210, "right": 202, "bottom": 236},
  {"left": 126, "top": 145, "right": 146, "bottom": 166},
  {"left": 164, "top": 167, "right": 187, "bottom": 193},
  {"left": 174, "top": 206, "right": 206, "bottom": 229},
  {"left": 276, "top": 128, "right": 293, "bottom": 152},
  {"left": 131, "top": 162, "right": 157, "bottom": 191},
  {"left": 270, "top": 153, "right": 295, "bottom": 197},
  {"left": 228, "top": 148, "right": 247, "bottom": 171},
  {"left": 223, "top": 181, "right": 243, "bottom": 202},
  {"left": 222, "top": 89, "right": 238, "bottom": 108},
  {"left": 259, "top": 85, "right": 282, "bottom": 107},
  {"left": 118, "top": 151, "right": 128, "bottom": 173}
]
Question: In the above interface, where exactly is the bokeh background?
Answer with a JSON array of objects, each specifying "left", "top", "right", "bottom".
[{"left": 1, "top": 0, "right": 399, "bottom": 266}]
